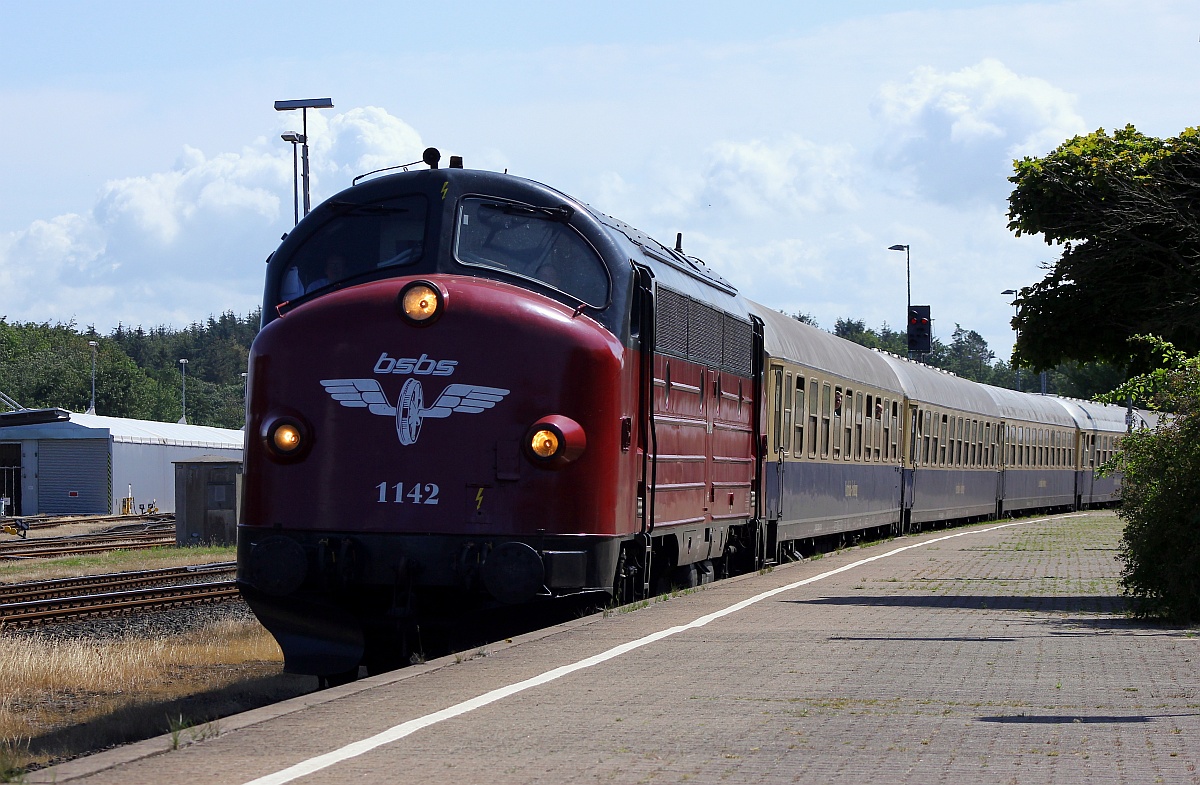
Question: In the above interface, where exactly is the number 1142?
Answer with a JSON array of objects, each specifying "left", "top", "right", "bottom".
[{"left": 376, "top": 482, "right": 440, "bottom": 504}]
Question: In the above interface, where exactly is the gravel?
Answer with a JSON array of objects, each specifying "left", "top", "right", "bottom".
[{"left": 4, "top": 597, "right": 260, "bottom": 643}]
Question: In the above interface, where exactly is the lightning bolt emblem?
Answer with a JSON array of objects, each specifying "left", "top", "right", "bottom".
[{"left": 475, "top": 487, "right": 485, "bottom": 511}]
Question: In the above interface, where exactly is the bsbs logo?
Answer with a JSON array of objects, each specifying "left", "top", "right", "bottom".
[{"left": 373, "top": 352, "right": 457, "bottom": 377}]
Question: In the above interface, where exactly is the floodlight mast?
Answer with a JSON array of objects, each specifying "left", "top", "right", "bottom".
[{"left": 274, "top": 98, "right": 334, "bottom": 216}]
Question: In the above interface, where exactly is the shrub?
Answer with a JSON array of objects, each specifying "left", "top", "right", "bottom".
[{"left": 1103, "top": 337, "right": 1200, "bottom": 622}]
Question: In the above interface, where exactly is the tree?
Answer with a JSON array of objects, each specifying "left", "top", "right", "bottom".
[
  {"left": 1007, "top": 125, "right": 1200, "bottom": 370},
  {"left": 833, "top": 318, "right": 878, "bottom": 348},
  {"left": 943, "top": 324, "right": 995, "bottom": 382},
  {"left": 1100, "top": 337, "right": 1200, "bottom": 622}
]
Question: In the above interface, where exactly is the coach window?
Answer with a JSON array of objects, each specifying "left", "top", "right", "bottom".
[
  {"left": 881, "top": 399, "right": 891, "bottom": 462},
  {"left": 891, "top": 401, "right": 900, "bottom": 462},
  {"left": 808, "top": 379, "right": 819, "bottom": 458},
  {"left": 854, "top": 391, "right": 864, "bottom": 461},
  {"left": 833, "top": 387, "right": 843, "bottom": 459},
  {"left": 868, "top": 394, "right": 879, "bottom": 461},
  {"left": 948, "top": 417, "right": 955, "bottom": 467},
  {"left": 963, "top": 419, "right": 969, "bottom": 467},
  {"left": 935, "top": 414, "right": 945, "bottom": 466},
  {"left": 794, "top": 376, "right": 805, "bottom": 458},
  {"left": 782, "top": 371, "right": 793, "bottom": 453},
  {"left": 821, "top": 383, "right": 832, "bottom": 458},
  {"left": 771, "top": 367, "right": 784, "bottom": 454},
  {"left": 864, "top": 395, "right": 873, "bottom": 461},
  {"left": 924, "top": 409, "right": 934, "bottom": 465},
  {"left": 963, "top": 420, "right": 969, "bottom": 466}
]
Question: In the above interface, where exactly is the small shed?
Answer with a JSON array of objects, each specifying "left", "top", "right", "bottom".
[
  {"left": 0, "top": 409, "right": 244, "bottom": 516},
  {"left": 174, "top": 456, "right": 242, "bottom": 546}
]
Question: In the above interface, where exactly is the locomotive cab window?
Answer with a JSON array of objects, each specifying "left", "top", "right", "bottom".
[
  {"left": 276, "top": 194, "right": 429, "bottom": 302},
  {"left": 455, "top": 197, "right": 609, "bottom": 306}
]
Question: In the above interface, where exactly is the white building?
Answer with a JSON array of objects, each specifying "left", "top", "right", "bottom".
[{"left": 0, "top": 410, "right": 243, "bottom": 516}]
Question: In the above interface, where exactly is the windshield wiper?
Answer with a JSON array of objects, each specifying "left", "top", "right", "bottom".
[{"left": 482, "top": 202, "right": 574, "bottom": 224}]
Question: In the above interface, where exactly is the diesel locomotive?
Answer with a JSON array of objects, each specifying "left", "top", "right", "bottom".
[{"left": 237, "top": 152, "right": 1146, "bottom": 681}]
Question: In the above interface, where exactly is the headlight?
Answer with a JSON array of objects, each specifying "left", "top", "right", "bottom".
[
  {"left": 397, "top": 280, "right": 444, "bottom": 326},
  {"left": 524, "top": 415, "right": 586, "bottom": 468},
  {"left": 263, "top": 416, "right": 311, "bottom": 461},
  {"left": 530, "top": 429, "right": 560, "bottom": 459},
  {"left": 272, "top": 423, "right": 302, "bottom": 453}
]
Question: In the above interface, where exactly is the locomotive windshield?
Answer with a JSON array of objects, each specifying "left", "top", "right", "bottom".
[
  {"left": 277, "top": 195, "right": 428, "bottom": 302},
  {"left": 455, "top": 197, "right": 609, "bottom": 306}
]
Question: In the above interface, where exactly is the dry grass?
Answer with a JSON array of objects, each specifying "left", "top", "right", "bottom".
[{"left": 0, "top": 617, "right": 313, "bottom": 775}]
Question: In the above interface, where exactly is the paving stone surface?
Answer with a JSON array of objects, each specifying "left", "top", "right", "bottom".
[{"left": 32, "top": 511, "right": 1200, "bottom": 784}]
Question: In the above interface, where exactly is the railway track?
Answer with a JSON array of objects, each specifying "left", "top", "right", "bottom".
[
  {"left": 2, "top": 512, "right": 174, "bottom": 534},
  {"left": 0, "top": 562, "right": 236, "bottom": 602},
  {"left": 0, "top": 562, "right": 241, "bottom": 627},
  {"left": 0, "top": 521, "right": 178, "bottom": 560}
]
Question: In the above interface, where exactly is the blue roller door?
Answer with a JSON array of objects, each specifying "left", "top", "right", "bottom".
[{"left": 38, "top": 439, "right": 111, "bottom": 514}]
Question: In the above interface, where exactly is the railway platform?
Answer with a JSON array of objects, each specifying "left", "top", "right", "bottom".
[{"left": 30, "top": 510, "right": 1200, "bottom": 784}]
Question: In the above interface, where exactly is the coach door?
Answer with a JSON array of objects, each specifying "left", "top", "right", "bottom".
[
  {"left": 996, "top": 421, "right": 1007, "bottom": 518},
  {"left": 767, "top": 364, "right": 786, "bottom": 520}
]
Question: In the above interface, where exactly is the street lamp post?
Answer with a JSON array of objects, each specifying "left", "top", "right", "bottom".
[
  {"left": 178, "top": 359, "right": 188, "bottom": 425},
  {"left": 87, "top": 341, "right": 98, "bottom": 414},
  {"left": 888, "top": 244, "right": 911, "bottom": 358},
  {"left": 280, "top": 132, "right": 304, "bottom": 226},
  {"left": 274, "top": 98, "right": 333, "bottom": 217},
  {"left": 1002, "top": 289, "right": 1021, "bottom": 391}
]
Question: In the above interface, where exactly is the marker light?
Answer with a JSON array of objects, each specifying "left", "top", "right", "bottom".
[
  {"left": 398, "top": 280, "right": 443, "bottom": 325},
  {"left": 263, "top": 416, "right": 311, "bottom": 461},
  {"left": 524, "top": 415, "right": 586, "bottom": 469}
]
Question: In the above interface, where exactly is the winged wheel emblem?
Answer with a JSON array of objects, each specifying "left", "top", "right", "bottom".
[{"left": 321, "top": 378, "right": 510, "bottom": 445}]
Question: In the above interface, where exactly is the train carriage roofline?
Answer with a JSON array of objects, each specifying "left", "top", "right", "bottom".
[{"left": 748, "top": 303, "right": 904, "bottom": 394}]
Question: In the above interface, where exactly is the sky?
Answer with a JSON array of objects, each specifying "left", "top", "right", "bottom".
[{"left": 1, "top": 0, "right": 1197, "bottom": 360}]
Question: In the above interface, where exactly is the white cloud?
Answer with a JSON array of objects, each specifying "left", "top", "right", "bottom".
[
  {"left": 641, "top": 136, "right": 860, "bottom": 223},
  {"left": 874, "top": 59, "right": 1086, "bottom": 204},
  {"left": 0, "top": 107, "right": 425, "bottom": 330}
]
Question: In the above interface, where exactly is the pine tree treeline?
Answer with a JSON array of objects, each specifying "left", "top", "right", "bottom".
[
  {"left": 0, "top": 310, "right": 261, "bottom": 430},
  {"left": 3, "top": 306, "right": 1124, "bottom": 430}
]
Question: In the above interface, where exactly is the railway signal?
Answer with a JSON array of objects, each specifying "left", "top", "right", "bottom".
[{"left": 908, "top": 305, "right": 932, "bottom": 354}]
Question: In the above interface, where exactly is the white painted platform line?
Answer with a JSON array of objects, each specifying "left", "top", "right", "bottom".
[{"left": 243, "top": 515, "right": 1079, "bottom": 785}]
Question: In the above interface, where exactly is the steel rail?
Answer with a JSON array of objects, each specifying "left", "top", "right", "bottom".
[
  {"left": 0, "top": 580, "right": 240, "bottom": 627},
  {"left": 0, "top": 562, "right": 236, "bottom": 603},
  {"left": 0, "top": 536, "right": 179, "bottom": 560}
]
